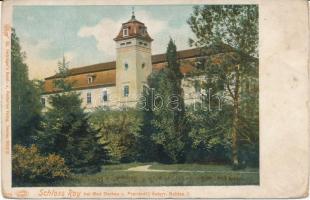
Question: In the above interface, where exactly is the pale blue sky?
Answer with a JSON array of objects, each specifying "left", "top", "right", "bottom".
[{"left": 13, "top": 5, "right": 196, "bottom": 80}]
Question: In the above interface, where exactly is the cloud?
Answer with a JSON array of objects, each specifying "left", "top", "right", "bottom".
[
  {"left": 20, "top": 39, "right": 76, "bottom": 80},
  {"left": 78, "top": 18, "right": 119, "bottom": 60},
  {"left": 22, "top": 9, "right": 194, "bottom": 80},
  {"left": 77, "top": 10, "right": 173, "bottom": 60},
  {"left": 152, "top": 24, "right": 194, "bottom": 54},
  {"left": 134, "top": 10, "right": 168, "bottom": 36}
]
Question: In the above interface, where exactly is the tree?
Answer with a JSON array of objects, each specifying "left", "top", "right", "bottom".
[
  {"left": 185, "top": 103, "right": 232, "bottom": 164},
  {"left": 137, "top": 88, "right": 158, "bottom": 162},
  {"left": 53, "top": 56, "right": 73, "bottom": 92},
  {"left": 187, "top": 5, "right": 259, "bottom": 167},
  {"left": 37, "top": 57, "right": 107, "bottom": 173},
  {"left": 11, "top": 29, "right": 42, "bottom": 145},
  {"left": 147, "top": 39, "right": 189, "bottom": 163},
  {"left": 89, "top": 107, "right": 142, "bottom": 163}
]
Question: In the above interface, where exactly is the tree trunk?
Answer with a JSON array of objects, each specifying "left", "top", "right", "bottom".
[{"left": 232, "top": 64, "right": 240, "bottom": 167}]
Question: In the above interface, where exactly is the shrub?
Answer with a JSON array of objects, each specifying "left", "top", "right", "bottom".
[
  {"left": 90, "top": 107, "right": 143, "bottom": 163},
  {"left": 12, "top": 144, "right": 70, "bottom": 184}
]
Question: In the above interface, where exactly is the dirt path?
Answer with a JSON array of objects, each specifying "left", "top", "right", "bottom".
[
  {"left": 126, "top": 165, "right": 258, "bottom": 174},
  {"left": 127, "top": 165, "right": 153, "bottom": 171}
]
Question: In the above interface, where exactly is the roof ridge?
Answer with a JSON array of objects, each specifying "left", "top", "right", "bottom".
[{"left": 45, "top": 47, "right": 203, "bottom": 80}]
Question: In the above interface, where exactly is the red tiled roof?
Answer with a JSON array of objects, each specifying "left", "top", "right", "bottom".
[
  {"left": 43, "top": 46, "right": 235, "bottom": 94},
  {"left": 114, "top": 15, "right": 153, "bottom": 42},
  {"left": 44, "top": 70, "right": 116, "bottom": 94},
  {"left": 45, "top": 61, "right": 116, "bottom": 80},
  {"left": 153, "top": 63, "right": 195, "bottom": 75},
  {"left": 152, "top": 48, "right": 203, "bottom": 64},
  {"left": 45, "top": 48, "right": 202, "bottom": 79}
]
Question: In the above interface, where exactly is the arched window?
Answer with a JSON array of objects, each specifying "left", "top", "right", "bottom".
[
  {"left": 124, "top": 63, "right": 129, "bottom": 70},
  {"left": 102, "top": 89, "right": 108, "bottom": 102},
  {"left": 142, "top": 62, "right": 145, "bottom": 68},
  {"left": 88, "top": 76, "right": 93, "bottom": 84}
]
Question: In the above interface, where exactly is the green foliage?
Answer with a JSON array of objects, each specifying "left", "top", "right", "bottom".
[
  {"left": 53, "top": 56, "right": 74, "bottom": 92},
  {"left": 185, "top": 104, "right": 232, "bottom": 163},
  {"left": 37, "top": 59, "right": 107, "bottom": 173},
  {"left": 38, "top": 91, "right": 107, "bottom": 173},
  {"left": 12, "top": 144, "right": 70, "bottom": 185},
  {"left": 144, "top": 39, "right": 189, "bottom": 163},
  {"left": 238, "top": 85, "right": 259, "bottom": 167},
  {"left": 11, "top": 29, "right": 42, "bottom": 145},
  {"left": 188, "top": 5, "right": 258, "bottom": 57},
  {"left": 187, "top": 5, "right": 259, "bottom": 167},
  {"left": 89, "top": 107, "right": 143, "bottom": 163}
]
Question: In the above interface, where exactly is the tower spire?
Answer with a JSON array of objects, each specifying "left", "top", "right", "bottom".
[{"left": 131, "top": 7, "right": 135, "bottom": 20}]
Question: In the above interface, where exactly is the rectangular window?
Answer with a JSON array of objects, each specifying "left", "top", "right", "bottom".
[
  {"left": 123, "top": 28, "right": 128, "bottom": 36},
  {"left": 123, "top": 85, "right": 129, "bottom": 97},
  {"left": 126, "top": 41, "right": 132, "bottom": 45},
  {"left": 102, "top": 90, "right": 108, "bottom": 102},
  {"left": 87, "top": 92, "right": 92, "bottom": 104},
  {"left": 41, "top": 98, "right": 46, "bottom": 107}
]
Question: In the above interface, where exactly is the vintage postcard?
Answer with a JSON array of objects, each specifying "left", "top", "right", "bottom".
[{"left": 1, "top": 0, "right": 309, "bottom": 198}]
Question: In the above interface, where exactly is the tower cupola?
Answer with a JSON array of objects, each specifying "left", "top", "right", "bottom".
[{"left": 114, "top": 12, "right": 153, "bottom": 42}]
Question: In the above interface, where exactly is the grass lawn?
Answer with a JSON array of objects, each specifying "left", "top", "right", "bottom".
[
  {"left": 20, "top": 163, "right": 259, "bottom": 186},
  {"left": 149, "top": 163, "right": 258, "bottom": 172}
]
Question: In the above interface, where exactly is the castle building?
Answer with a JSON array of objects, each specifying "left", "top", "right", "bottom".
[{"left": 42, "top": 13, "right": 226, "bottom": 111}]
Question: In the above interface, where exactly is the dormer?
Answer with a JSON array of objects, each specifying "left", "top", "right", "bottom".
[{"left": 87, "top": 74, "right": 96, "bottom": 84}]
